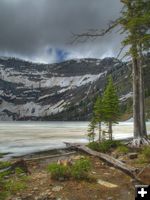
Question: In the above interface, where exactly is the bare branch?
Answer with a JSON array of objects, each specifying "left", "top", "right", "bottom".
[
  {"left": 116, "top": 46, "right": 125, "bottom": 59},
  {"left": 71, "top": 18, "right": 120, "bottom": 44}
]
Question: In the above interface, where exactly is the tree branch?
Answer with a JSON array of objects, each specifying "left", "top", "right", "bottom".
[{"left": 70, "top": 19, "right": 120, "bottom": 44}]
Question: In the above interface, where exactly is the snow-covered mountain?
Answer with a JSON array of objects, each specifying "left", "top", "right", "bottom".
[{"left": 0, "top": 56, "right": 149, "bottom": 121}]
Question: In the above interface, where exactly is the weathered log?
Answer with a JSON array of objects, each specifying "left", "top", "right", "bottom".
[
  {"left": 65, "top": 142, "right": 142, "bottom": 182},
  {"left": 24, "top": 151, "right": 76, "bottom": 161},
  {"left": 0, "top": 159, "right": 30, "bottom": 174}
]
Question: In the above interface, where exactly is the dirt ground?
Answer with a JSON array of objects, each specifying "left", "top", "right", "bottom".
[{"left": 7, "top": 151, "right": 140, "bottom": 200}]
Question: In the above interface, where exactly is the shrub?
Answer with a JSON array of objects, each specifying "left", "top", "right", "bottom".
[
  {"left": 87, "top": 140, "right": 121, "bottom": 153},
  {"left": 0, "top": 153, "right": 4, "bottom": 158},
  {"left": 116, "top": 145, "right": 129, "bottom": 154},
  {"left": 47, "top": 158, "right": 92, "bottom": 181},
  {"left": 87, "top": 142, "right": 100, "bottom": 151},
  {"left": 142, "top": 146, "right": 150, "bottom": 162},
  {"left": 4, "top": 179, "right": 27, "bottom": 194},
  {"left": 15, "top": 167, "right": 25, "bottom": 175},
  {"left": 71, "top": 158, "right": 91, "bottom": 180},
  {"left": 47, "top": 163, "right": 70, "bottom": 180},
  {"left": 0, "top": 161, "right": 11, "bottom": 170},
  {"left": 0, "top": 167, "right": 29, "bottom": 199}
]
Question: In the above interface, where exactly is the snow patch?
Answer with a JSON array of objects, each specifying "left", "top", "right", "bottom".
[{"left": 120, "top": 92, "right": 133, "bottom": 102}]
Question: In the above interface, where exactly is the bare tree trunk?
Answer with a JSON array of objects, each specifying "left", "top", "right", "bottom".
[
  {"left": 129, "top": 57, "right": 150, "bottom": 147},
  {"left": 108, "top": 121, "right": 112, "bottom": 140},
  {"left": 132, "top": 57, "right": 141, "bottom": 138},
  {"left": 139, "top": 53, "right": 147, "bottom": 138},
  {"left": 98, "top": 122, "right": 101, "bottom": 142}
]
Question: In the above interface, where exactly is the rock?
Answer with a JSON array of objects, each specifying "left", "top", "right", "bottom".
[
  {"left": 118, "top": 156, "right": 126, "bottom": 163},
  {"left": 110, "top": 167, "right": 115, "bottom": 170},
  {"left": 33, "top": 187, "right": 39, "bottom": 191},
  {"left": 35, "top": 192, "right": 56, "bottom": 200},
  {"left": 58, "top": 177, "right": 65, "bottom": 181},
  {"left": 103, "top": 173, "right": 110, "bottom": 176},
  {"left": 52, "top": 186, "right": 63, "bottom": 192},
  {"left": 128, "top": 153, "right": 138, "bottom": 159},
  {"left": 107, "top": 197, "right": 113, "bottom": 200},
  {"left": 97, "top": 179, "right": 118, "bottom": 188},
  {"left": 71, "top": 155, "right": 85, "bottom": 160}
]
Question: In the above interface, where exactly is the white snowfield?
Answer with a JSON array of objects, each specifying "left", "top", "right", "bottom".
[
  {"left": 0, "top": 67, "right": 107, "bottom": 89},
  {"left": 0, "top": 65, "right": 108, "bottom": 120},
  {"left": 0, "top": 99, "right": 67, "bottom": 118}
]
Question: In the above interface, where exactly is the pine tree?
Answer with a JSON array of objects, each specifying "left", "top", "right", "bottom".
[
  {"left": 120, "top": 0, "right": 150, "bottom": 146},
  {"left": 94, "top": 96, "right": 103, "bottom": 142},
  {"left": 73, "top": 0, "right": 150, "bottom": 146},
  {"left": 102, "top": 76, "right": 120, "bottom": 140},
  {"left": 87, "top": 117, "right": 96, "bottom": 142}
]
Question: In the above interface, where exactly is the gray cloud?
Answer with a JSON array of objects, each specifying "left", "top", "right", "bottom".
[{"left": 0, "top": 0, "right": 123, "bottom": 63}]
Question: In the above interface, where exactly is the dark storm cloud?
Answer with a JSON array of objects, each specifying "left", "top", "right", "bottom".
[{"left": 0, "top": 0, "right": 123, "bottom": 63}]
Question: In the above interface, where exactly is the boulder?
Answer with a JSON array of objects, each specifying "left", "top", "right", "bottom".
[{"left": 128, "top": 153, "right": 138, "bottom": 159}]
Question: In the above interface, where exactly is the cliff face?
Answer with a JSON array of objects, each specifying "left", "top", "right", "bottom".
[{"left": 0, "top": 56, "right": 149, "bottom": 121}]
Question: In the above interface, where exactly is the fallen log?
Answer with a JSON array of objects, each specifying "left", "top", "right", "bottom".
[
  {"left": 65, "top": 142, "right": 142, "bottom": 182},
  {"left": 0, "top": 159, "right": 30, "bottom": 174},
  {"left": 24, "top": 151, "right": 76, "bottom": 161}
]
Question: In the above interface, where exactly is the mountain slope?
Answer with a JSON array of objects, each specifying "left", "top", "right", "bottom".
[{"left": 0, "top": 56, "right": 149, "bottom": 121}]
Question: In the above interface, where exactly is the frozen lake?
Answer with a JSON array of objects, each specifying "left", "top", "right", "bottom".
[{"left": 0, "top": 121, "right": 150, "bottom": 159}]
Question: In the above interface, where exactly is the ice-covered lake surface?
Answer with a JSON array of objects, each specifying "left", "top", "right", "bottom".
[{"left": 0, "top": 121, "right": 150, "bottom": 160}]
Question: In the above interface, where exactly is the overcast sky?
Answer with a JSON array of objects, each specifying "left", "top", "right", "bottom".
[{"left": 0, "top": 0, "right": 123, "bottom": 63}]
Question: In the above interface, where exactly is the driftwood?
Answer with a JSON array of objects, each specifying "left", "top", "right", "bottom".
[
  {"left": 0, "top": 159, "right": 30, "bottom": 174},
  {"left": 0, "top": 152, "right": 76, "bottom": 175},
  {"left": 65, "top": 142, "right": 143, "bottom": 183},
  {"left": 24, "top": 151, "right": 76, "bottom": 161}
]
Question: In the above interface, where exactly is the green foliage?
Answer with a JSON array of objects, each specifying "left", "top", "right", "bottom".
[
  {"left": 120, "top": 0, "right": 150, "bottom": 57},
  {"left": 0, "top": 153, "right": 4, "bottom": 158},
  {"left": 0, "top": 167, "right": 29, "bottom": 200},
  {"left": 94, "top": 96, "right": 103, "bottom": 122},
  {"left": 4, "top": 178, "right": 27, "bottom": 195},
  {"left": 15, "top": 167, "right": 25, "bottom": 175},
  {"left": 0, "top": 162, "right": 11, "bottom": 170},
  {"left": 88, "top": 140, "right": 121, "bottom": 153},
  {"left": 47, "top": 163, "right": 70, "bottom": 180},
  {"left": 47, "top": 158, "right": 92, "bottom": 181},
  {"left": 102, "top": 76, "right": 120, "bottom": 123},
  {"left": 141, "top": 146, "right": 150, "bottom": 162},
  {"left": 71, "top": 158, "right": 91, "bottom": 180},
  {"left": 87, "top": 117, "right": 96, "bottom": 142},
  {"left": 116, "top": 145, "right": 129, "bottom": 154}
]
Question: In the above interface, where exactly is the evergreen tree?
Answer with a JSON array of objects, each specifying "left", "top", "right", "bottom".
[
  {"left": 87, "top": 117, "right": 96, "bottom": 142},
  {"left": 120, "top": 0, "right": 150, "bottom": 146},
  {"left": 73, "top": 0, "right": 150, "bottom": 146},
  {"left": 102, "top": 76, "right": 120, "bottom": 140},
  {"left": 94, "top": 96, "right": 103, "bottom": 142}
]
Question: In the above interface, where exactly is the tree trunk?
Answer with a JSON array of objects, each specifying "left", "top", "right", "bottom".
[
  {"left": 108, "top": 121, "right": 112, "bottom": 140},
  {"left": 129, "top": 57, "right": 150, "bottom": 147},
  {"left": 98, "top": 122, "right": 101, "bottom": 142},
  {"left": 139, "top": 54, "right": 147, "bottom": 137},
  {"left": 132, "top": 57, "right": 141, "bottom": 138}
]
